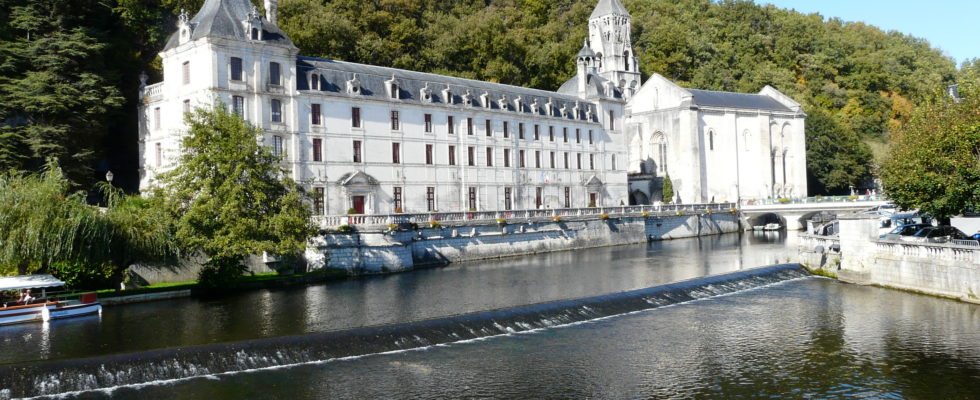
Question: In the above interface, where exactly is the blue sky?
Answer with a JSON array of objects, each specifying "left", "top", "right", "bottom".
[{"left": 759, "top": 0, "right": 977, "bottom": 67}]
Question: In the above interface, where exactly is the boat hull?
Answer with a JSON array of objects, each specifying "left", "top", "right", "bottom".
[
  {"left": 0, "top": 303, "right": 55, "bottom": 326},
  {"left": 49, "top": 302, "right": 101, "bottom": 320}
]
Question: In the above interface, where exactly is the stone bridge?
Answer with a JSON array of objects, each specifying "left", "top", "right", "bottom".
[{"left": 741, "top": 197, "right": 889, "bottom": 230}]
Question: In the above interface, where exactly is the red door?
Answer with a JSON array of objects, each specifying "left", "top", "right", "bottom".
[{"left": 352, "top": 196, "right": 365, "bottom": 214}]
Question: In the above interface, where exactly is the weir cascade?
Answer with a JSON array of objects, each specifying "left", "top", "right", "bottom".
[{"left": 0, "top": 264, "right": 809, "bottom": 398}]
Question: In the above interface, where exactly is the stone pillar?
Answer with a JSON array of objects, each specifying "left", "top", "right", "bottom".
[{"left": 837, "top": 214, "right": 880, "bottom": 283}]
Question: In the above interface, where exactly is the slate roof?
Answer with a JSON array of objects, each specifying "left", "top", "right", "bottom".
[
  {"left": 590, "top": 0, "right": 630, "bottom": 19},
  {"left": 297, "top": 56, "right": 600, "bottom": 122},
  {"left": 556, "top": 73, "right": 622, "bottom": 99},
  {"left": 686, "top": 89, "right": 792, "bottom": 112},
  {"left": 164, "top": 0, "right": 294, "bottom": 51}
]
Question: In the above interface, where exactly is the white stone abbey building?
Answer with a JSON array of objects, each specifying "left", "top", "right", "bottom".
[{"left": 139, "top": 0, "right": 806, "bottom": 215}]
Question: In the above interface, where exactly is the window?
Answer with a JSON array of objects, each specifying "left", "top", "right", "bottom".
[
  {"left": 708, "top": 130, "right": 714, "bottom": 150},
  {"left": 519, "top": 123, "right": 525, "bottom": 140},
  {"left": 448, "top": 116, "right": 455, "bottom": 134},
  {"left": 576, "top": 129, "right": 581, "bottom": 144},
  {"left": 577, "top": 153, "right": 582, "bottom": 169},
  {"left": 535, "top": 187, "right": 542, "bottom": 209},
  {"left": 183, "top": 99, "right": 191, "bottom": 114},
  {"left": 612, "top": 154, "right": 617, "bottom": 170},
  {"left": 608, "top": 110, "right": 615, "bottom": 130},
  {"left": 232, "top": 96, "right": 244, "bottom": 117},
  {"left": 563, "top": 127, "right": 568, "bottom": 143},
  {"left": 155, "top": 143, "right": 162, "bottom": 167},
  {"left": 550, "top": 152, "right": 555, "bottom": 168},
  {"left": 311, "top": 103, "right": 321, "bottom": 125},
  {"left": 564, "top": 152, "right": 569, "bottom": 169},
  {"left": 485, "top": 119, "right": 492, "bottom": 137},
  {"left": 504, "top": 187, "right": 512, "bottom": 210},
  {"left": 310, "top": 73, "right": 319, "bottom": 90},
  {"left": 534, "top": 125, "right": 540, "bottom": 140},
  {"left": 352, "top": 107, "right": 361, "bottom": 128},
  {"left": 390, "top": 110, "right": 400, "bottom": 130},
  {"left": 392, "top": 142, "right": 400, "bottom": 164},
  {"left": 271, "top": 99, "right": 282, "bottom": 123},
  {"left": 535, "top": 151, "right": 541, "bottom": 168},
  {"left": 590, "top": 154, "right": 595, "bottom": 170},
  {"left": 448, "top": 145, "right": 456, "bottom": 166},
  {"left": 390, "top": 82, "right": 399, "bottom": 99},
  {"left": 486, "top": 147, "right": 493, "bottom": 166},
  {"left": 503, "top": 121, "right": 509, "bottom": 138},
  {"left": 273, "top": 135, "right": 283, "bottom": 157},
  {"left": 468, "top": 187, "right": 477, "bottom": 210},
  {"left": 313, "top": 188, "right": 325, "bottom": 215},
  {"left": 182, "top": 61, "right": 190, "bottom": 85},
  {"left": 426, "top": 187, "right": 435, "bottom": 211},
  {"left": 269, "top": 62, "right": 281, "bottom": 85},
  {"left": 549, "top": 126, "right": 554, "bottom": 141},
  {"left": 468, "top": 146, "right": 475, "bottom": 166},
  {"left": 467, "top": 118, "right": 474, "bottom": 135},
  {"left": 425, "top": 144, "right": 434, "bottom": 165},
  {"left": 564, "top": 187, "right": 571, "bottom": 208},
  {"left": 393, "top": 187, "right": 402, "bottom": 211},
  {"left": 313, "top": 138, "right": 323, "bottom": 162},
  {"left": 519, "top": 150, "right": 525, "bottom": 168},
  {"left": 504, "top": 149, "right": 511, "bottom": 167},
  {"left": 588, "top": 130, "right": 593, "bottom": 144},
  {"left": 153, "top": 107, "right": 160, "bottom": 130},
  {"left": 424, "top": 114, "right": 432, "bottom": 133},
  {"left": 230, "top": 57, "right": 243, "bottom": 81},
  {"left": 353, "top": 140, "right": 362, "bottom": 163},
  {"left": 251, "top": 28, "right": 259, "bottom": 40}
]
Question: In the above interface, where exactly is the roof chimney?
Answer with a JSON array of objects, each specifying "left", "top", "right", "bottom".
[{"left": 264, "top": 0, "right": 278, "bottom": 24}]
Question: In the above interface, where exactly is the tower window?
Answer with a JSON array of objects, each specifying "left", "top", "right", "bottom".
[{"left": 353, "top": 140, "right": 362, "bottom": 163}]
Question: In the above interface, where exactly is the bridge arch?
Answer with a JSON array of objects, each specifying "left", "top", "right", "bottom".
[{"left": 747, "top": 212, "right": 786, "bottom": 228}]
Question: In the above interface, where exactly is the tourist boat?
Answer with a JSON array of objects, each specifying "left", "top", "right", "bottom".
[
  {"left": 763, "top": 223, "right": 782, "bottom": 231},
  {"left": 0, "top": 274, "right": 101, "bottom": 326}
]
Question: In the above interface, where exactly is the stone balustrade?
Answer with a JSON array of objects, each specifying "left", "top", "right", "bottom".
[
  {"left": 142, "top": 83, "right": 163, "bottom": 102},
  {"left": 874, "top": 240, "right": 980, "bottom": 264},
  {"left": 313, "top": 203, "right": 736, "bottom": 229}
]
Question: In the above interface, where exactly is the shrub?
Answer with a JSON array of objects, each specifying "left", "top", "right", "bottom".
[
  {"left": 587, "top": 201, "right": 596, "bottom": 208},
  {"left": 600, "top": 213, "right": 610, "bottom": 220},
  {"left": 848, "top": 195, "right": 858, "bottom": 201},
  {"left": 337, "top": 225, "right": 355, "bottom": 233},
  {"left": 386, "top": 223, "right": 399, "bottom": 231},
  {"left": 552, "top": 216, "right": 562, "bottom": 222},
  {"left": 778, "top": 198, "right": 791, "bottom": 204},
  {"left": 429, "top": 220, "right": 441, "bottom": 229},
  {"left": 641, "top": 211, "right": 650, "bottom": 217},
  {"left": 198, "top": 257, "right": 247, "bottom": 289},
  {"left": 47, "top": 261, "right": 116, "bottom": 290},
  {"left": 496, "top": 217, "right": 506, "bottom": 224},
  {"left": 347, "top": 208, "right": 357, "bottom": 214}
]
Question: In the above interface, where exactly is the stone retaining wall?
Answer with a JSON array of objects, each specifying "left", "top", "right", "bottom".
[{"left": 314, "top": 212, "right": 740, "bottom": 275}]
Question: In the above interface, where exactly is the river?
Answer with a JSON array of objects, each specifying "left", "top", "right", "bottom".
[{"left": 1, "top": 232, "right": 978, "bottom": 399}]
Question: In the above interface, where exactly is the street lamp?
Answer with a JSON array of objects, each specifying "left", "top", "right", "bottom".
[{"left": 106, "top": 170, "right": 114, "bottom": 185}]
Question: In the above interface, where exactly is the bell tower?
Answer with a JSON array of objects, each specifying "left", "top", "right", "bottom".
[{"left": 588, "top": 0, "right": 640, "bottom": 94}]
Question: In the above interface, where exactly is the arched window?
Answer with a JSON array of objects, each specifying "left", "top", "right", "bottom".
[
  {"left": 652, "top": 132, "right": 667, "bottom": 174},
  {"left": 623, "top": 50, "right": 631, "bottom": 71}
]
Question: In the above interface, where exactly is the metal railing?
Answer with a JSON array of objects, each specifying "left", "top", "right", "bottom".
[{"left": 314, "top": 203, "right": 736, "bottom": 228}]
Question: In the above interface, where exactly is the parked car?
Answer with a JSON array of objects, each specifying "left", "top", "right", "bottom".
[
  {"left": 972, "top": 231, "right": 980, "bottom": 241},
  {"left": 877, "top": 213, "right": 931, "bottom": 236},
  {"left": 902, "top": 226, "right": 969, "bottom": 243},
  {"left": 880, "top": 223, "right": 933, "bottom": 240}
]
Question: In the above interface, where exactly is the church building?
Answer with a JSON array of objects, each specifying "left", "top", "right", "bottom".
[{"left": 138, "top": 0, "right": 805, "bottom": 217}]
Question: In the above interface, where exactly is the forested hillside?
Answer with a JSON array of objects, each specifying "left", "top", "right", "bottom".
[{"left": 0, "top": 0, "right": 966, "bottom": 195}]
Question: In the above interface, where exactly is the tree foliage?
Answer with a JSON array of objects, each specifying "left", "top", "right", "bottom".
[
  {"left": 880, "top": 84, "right": 980, "bottom": 221},
  {"left": 0, "top": 162, "right": 178, "bottom": 287},
  {"left": 152, "top": 104, "right": 315, "bottom": 286},
  {"left": 662, "top": 172, "right": 673, "bottom": 203},
  {"left": 804, "top": 108, "right": 873, "bottom": 194}
]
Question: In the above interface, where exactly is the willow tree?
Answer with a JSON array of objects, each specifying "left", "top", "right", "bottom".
[
  {"left": 881, "top": 84, "right": 980, "bottom": 224},
  {"left": 152, "top": 104, "right": 315, "bottom": 287},
  {"left": 0, "top": 163, "right": 179, "bottom": 288}
]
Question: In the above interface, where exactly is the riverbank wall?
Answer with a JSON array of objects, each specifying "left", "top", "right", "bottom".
[
  {"left": 799, "top": 214, "right": 980, "bottom": 303},
  {"left": 310, "top": 212, "right": 740, "bottom": 274}
]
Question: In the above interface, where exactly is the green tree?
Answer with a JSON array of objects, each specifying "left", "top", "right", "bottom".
[
  {"left": 804, "top": 108, "right": 873, "bottom": 194},
  {"left": 881, "top": 85, "right": 980, "bottom": 224},
  {"left": 662, "top": 172, "right": 674, "bottom": 203},
  {"left": 0, "top": 162, "right": 179, "bottom": 288},
  {"left": 153, "top": 104, "right": 315, "bottom": 287},
  {"left": 0, "top": 0, "right": 124, "bottom": 187}
]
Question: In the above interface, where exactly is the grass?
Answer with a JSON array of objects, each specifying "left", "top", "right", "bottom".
[{"left": 94, "top": 269, "right": 348, "bottom": 298}]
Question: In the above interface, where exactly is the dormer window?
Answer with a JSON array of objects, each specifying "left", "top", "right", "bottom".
[
  {"left": 310, "top": 72, "right": 319, "bottom": 90},
  {"left": 347, "top": 74, "right": 361, "bottom": 94},
  {"left": 462, "top": 90, "right": 473, "bottom": 107},
  {"left": 514, "top": 96, "right": 523, "bottom": 112},
  {"left": 497, "top": 95, "right": 508, "bottom": 110},
  {"left": 560, "top": 104, "right": 569, "bottom": 118},
  {"left": 385, "top": 75, "right": 400, "bottom": 99},
  {"left": 243, "top": 6, "right": 263, "bottom": 41},
  {"left": 251, "top": 28, "right": 260, "bottom": 40},
  {"left": 586, "top": 107, "right": 593, "bottom": 121},
  {"left": 177, "top": 9, "right": 193, "bottom": 45},
  {"left": 545, "top": 99, "right": 554, "bottom": 116},
  {"left": 530, "top": 99, "right": 540, "bottom": 114},
  {"left": 573, "top": 102, "right": 581, "bottom": 120},
  {"left": 479, "top": 92, "right": 490, "bottom": 108},
  {"left": 420, "top": 84, "right": 432, "bottom": 103},
  {"left": 442, "top": 87, "right": 453, "bottom": 104}
]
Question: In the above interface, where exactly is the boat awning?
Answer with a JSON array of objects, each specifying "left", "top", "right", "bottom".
[{"left": 0, "top": 274, "right": 66, "bottom": 291}]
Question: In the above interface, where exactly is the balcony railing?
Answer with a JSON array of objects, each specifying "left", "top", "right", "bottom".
[
  {"left": 741, "top": 195, "right": 886, "bottom": 206},
  {"left": 142, "top": 83, "right": 163, "bottom": 102},
  {"left": 313, "top": 203, "right": 736, "bottom": 229}
]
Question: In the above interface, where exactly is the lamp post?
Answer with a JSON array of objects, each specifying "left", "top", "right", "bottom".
[{"left": 106, "top": 170, "right": 114, "bottom": 185}]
